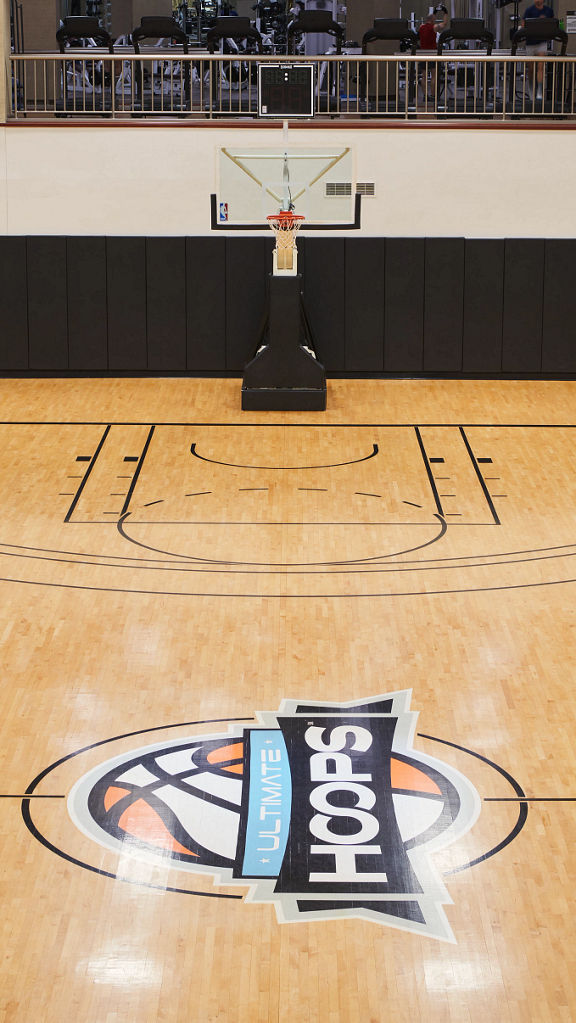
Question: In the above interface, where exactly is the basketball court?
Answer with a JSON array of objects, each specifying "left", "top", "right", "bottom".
[{"left": 0, "top": 375, "right": 574, "bottom": 1021}]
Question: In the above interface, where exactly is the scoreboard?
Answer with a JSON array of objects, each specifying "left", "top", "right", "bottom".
[{"left": 258, "top": 64, "right": 315, "bottom": 118}]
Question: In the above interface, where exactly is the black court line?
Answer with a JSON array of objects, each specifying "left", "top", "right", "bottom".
[
  {"left": 116, "top": 510, "right": 448, "bottom": 568},
  {"left": 3, "top": 540, "right": 576, "bottom": 581},
  {"left": 459, "top": 426, "right": 501, "bottom": 526},
  {"left": 5, "top": 541, "right": 576, "bottom": 577},
  {"left": 73, "top": 519, "right": 496, "bottom": 527},
  {"left": 484, "top": 797, "right": 576, "bottom": 802},
  {"left": 0, "top": 794, "right": 65, "bottom": 798},
  {"left": 64, "top": 425, "right": 111, "bottom": 523},
  {"left": 1, "top": 422, "right": 576, "bottom": 428},
  {"left": 419, "top": 733, "right": 528, "bottom": 875},
  {"left": 414, "top": 428, "right": 444, "bottom": 517},
  {"left": 190, "top": 441, "right": 379, "bottom": 471},
  {"left": 2, "top": 573, "right": 576, "bottom": 599},
  {"left": 120, "top": 426, "right": 156, "bottom": 517},
  {"left": 3, "top": 538, "right": 576, "bottom": 567}
]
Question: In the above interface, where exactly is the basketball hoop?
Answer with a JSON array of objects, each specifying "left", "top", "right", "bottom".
[{"left": 267, "top": 210, "right": 305, "bottom": 275}]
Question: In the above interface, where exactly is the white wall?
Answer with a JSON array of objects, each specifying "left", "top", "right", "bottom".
[{"left": 1, "top": 123, "right": 576, "bottom": 237}]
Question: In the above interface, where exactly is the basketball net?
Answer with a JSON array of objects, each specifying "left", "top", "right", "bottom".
[{"left": 267, "top": 211, "right": 305, "bottom": 276}]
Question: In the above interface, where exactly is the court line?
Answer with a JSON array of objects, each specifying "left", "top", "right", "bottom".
[
  {"left": 419, "top": 733, "right": 528, "bottom": 875},
  {"left": 3, "top": 538, "right": 576, "bottom": 566},
  {"left": 5, "top": 540, "right": 576, "bottom": 577},
  {"left": 484, "top": 797, "right": 576, "bottom": 802},
  {"left": 2, "top": 539, "right": 576, "bottom": 570},
  {"left": 1, "top": 422, "right": 575, "bottom": 428},
  {"left": 460, "top": 426, "right": 500, "bottom": 525},
  {"left": 191, "top": 441, "right": 379, "bottom": 470},
  {"left": 121, "top": 425, "right": 156, "bottom": 517},
  {"left": 414, "top": 428, "right": 444, "bottom": 517},
  {"left": 1, "top": 573, "right": 576, "bottom": 598},
  {"left": 64, "top": 425, "right": 110, "bottom": 523},
  {"left": 117, "top": 510, "right": 448, "bottom": 567}
]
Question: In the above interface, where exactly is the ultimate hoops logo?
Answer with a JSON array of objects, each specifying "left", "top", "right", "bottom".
[
  {"left": 23, "top": 690, "right": 530, "bottom": 942},
  {"left": 57, "top": 691, "right": 485, "bottom": 942}
]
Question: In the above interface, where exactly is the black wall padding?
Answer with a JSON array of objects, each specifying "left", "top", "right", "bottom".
[
  {"left": 502, "top": 239, "right": 545, "bottom": 373},
  {"left": 67, "top": 237, "right": 108, "bottom": 370},
  {"left": 147, "top": 238, "right": 187, "bottom": 371},
  {"left": 303, "top": 238, "right": 346, "bottom": 371},
  {"left": 226, "top": 237, "right": 271, "bottom": 371},
  {"left": 186, "top": 237, "right": 227, "bottom": 371},
  {"left": 542, "top": 240, "right": 576, "bottom": 373},
  {"left": 107, "top": 237, "right": 148, "bottom": 370},
  {"left": 0, "top": 237, "right": 28, "bottom": 370},
  {"left": 0, "top": 235, "right": 574, "bottom": 377},
  {"left": 384, "top": 238, "right": 424, "bottom": 372},
  {"left": 462, "top": 240, "right": 504, "bottom": 373},
  {"left": 424, "top": 238, "right": 465, "bottom": 372},
  {"left": 27, "top": 237, "right": 68, "bottom": 370},
  {"left": 344, "top": 238, "right": 384, "bottom": 372}
]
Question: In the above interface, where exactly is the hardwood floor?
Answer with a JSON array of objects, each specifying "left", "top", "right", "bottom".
[{"left": 0, "top": 378, "right": 574, "bottom": 1022}]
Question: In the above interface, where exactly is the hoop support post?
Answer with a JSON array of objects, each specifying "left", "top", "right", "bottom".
[{"left": 267, "top": 211, "right": 305, "bottom": 276}]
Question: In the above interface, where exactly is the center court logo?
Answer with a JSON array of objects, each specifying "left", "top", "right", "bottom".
[{"left": 66, "top": 691, "right": 481, "bottom": 942}]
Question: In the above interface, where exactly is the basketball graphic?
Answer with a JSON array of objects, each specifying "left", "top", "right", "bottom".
[
  {"left": 87, "top": 737, "right": 246, "bottom": 868},
  {"left": 64, "top": 691, "right": 485, "bottom": 940}
]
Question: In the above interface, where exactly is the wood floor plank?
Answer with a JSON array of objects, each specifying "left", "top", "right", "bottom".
[{"left": 0, "top": 378, "right": 575, "bottom": 1023}]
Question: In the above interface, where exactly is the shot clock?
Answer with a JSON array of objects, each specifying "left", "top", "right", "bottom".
[{"left": 258, "top": 64, "right": 315, "bottom": 117}]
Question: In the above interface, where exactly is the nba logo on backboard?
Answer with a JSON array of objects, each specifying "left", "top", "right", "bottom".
[
  {"left": 67, "top": 690, "right": 482, "bottom": 941},
  {"left": 219, "top": 202, "right": 229, "bottom": 222}
]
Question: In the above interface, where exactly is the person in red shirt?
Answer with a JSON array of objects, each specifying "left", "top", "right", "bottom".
[
  {"left": 418, "top": 6, "right": 448, "bottom": 101},
  {"left": 418, "top": 13, "right": 437, "bottom": 49}
]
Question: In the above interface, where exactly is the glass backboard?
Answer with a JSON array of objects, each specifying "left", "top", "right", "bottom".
[{"left": 212, "top": 146, "right": 360, "bottom": 230}]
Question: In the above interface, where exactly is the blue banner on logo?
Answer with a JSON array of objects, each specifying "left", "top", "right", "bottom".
[{"left": 242, "top": 730, "right": 291, "bottom": 877}]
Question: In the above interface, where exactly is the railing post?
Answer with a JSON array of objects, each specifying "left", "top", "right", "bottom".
[{"left": 1, "top": 0, "right": 11, "bottom": 120}]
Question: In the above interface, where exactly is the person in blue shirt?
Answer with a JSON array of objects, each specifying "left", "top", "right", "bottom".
[{"left": 522, "top": 0, "right": 555, "bottom": 96}]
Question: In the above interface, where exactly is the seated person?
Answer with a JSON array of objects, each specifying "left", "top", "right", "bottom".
[{"left": 522, "top": 0, "right": 554, "bottom": 96}]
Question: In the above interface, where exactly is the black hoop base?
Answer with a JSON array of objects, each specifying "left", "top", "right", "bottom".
[{"left": 242, "top": 275, "right": 326, "bottom": 412}]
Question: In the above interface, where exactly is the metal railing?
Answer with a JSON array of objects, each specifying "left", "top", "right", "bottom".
[{"left": 8, "top": 51, "right": 576, "bottom": 120}]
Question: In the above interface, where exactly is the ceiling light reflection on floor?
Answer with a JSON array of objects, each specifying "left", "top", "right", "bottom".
[{"left": 81, "top": 953, "right": 163, "bottom": 987}]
